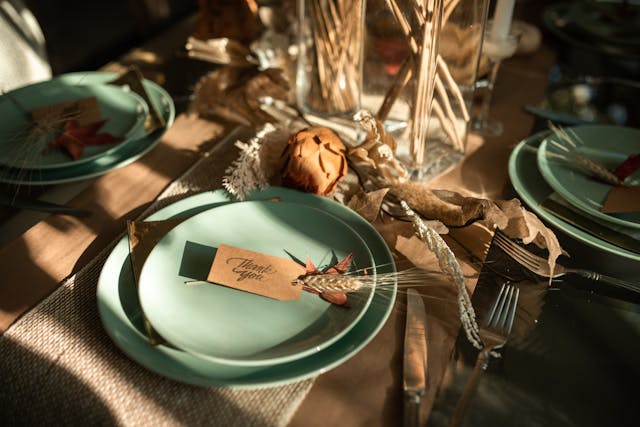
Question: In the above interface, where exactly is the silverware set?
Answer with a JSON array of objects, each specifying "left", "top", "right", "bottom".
[{"left": 494, "top": 230, "right": 639, "bottom": 294}]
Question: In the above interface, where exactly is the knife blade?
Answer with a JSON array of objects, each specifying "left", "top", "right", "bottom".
[
  {"left": 403, "top": 288, "right": 428, "bottom": 427},
  {"left": 0, "top": 193, "right": 92, "bottom": 217},
  {"left": 540, "top": 196, "right": 640, "bottom": 254}
]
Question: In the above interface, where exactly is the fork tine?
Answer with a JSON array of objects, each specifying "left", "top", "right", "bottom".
[
  {"left": 494, "top": 232, "right": 540, "bottom": 264},
  {"left": 503, "top": 286, "right": 519, "bottom": 335},
  {"left": 494, "top": 233, "right": 543, "bottom": 271},
  {"left": 485, "top": 283, "right": 507, "bottom": 328},
  {"left": 495, "top": 285, "right": 514, "bottom": 329},
  {"left": 485, "top": 283, "right": 520, "bottom": 335}
]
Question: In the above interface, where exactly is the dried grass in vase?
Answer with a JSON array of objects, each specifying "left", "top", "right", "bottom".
[
  {"left": 302, "top": 0, "right": 364, "bottom": 114},
  {"left": 377, "top": 0, "right": 471, "bottom": 153}
]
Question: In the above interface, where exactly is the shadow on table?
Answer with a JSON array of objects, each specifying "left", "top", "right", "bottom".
[
  {"left": 0, "top": 337, "right": 117, "bottom": 424},
  {"left": 1, "top": 254, "right": 272, "bottom": 425},
  {"left": 427, "top": 243, "right": 640, "bottom": 427}
]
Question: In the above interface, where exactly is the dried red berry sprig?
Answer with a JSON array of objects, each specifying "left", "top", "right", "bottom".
[{"left": 48, "top": 119, "right": 123, "bottom": 160}]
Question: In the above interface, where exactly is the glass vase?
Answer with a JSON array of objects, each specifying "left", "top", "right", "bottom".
[
  {"left": 363, "top": 0, "right": 489, "bottom": 181},
  {"left": 296, "top": 0, "right": 366, "bottom": 119}
]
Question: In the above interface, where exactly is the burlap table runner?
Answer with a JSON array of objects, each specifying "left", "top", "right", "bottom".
[{"left": 0, "top": 127, "right": 315, "bottom": 426}]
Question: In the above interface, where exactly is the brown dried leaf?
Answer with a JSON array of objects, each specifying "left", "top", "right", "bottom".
[
  {"left": 390, "top": 182, "right": 564, "bottom": 278},
  {"left": 348, "top": 111, "right": 408, "bottom": 184},
  {"left": 190, "top": 67, "right": 289, "bottom": 126},
  {"left": 347, "top": 188, "right": 389, "bottom": 222},
  {"left": 390, "top": 183, "right": 478, "bottom": 226}
]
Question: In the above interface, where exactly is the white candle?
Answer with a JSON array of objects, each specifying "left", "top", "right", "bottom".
[{"left": 490, "top": 0, "right": 515, "bottom": 41}]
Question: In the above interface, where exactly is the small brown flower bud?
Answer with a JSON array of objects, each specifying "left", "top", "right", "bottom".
[{"left": 281, "top": 127, "right": 348, "bottom": 196}]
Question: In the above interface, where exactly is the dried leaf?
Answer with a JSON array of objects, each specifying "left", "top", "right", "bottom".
[
  {"left": 190, "top": 67, "right": 289, "bottom": 126},
  {"left": 49, "top": 119, "right": 123, "bottom": 160},
  {"left": 347, "top": 188, "right": 390, "bottom": 222},
  {"left": 521, "top": 210, "right": 564, "bottom": 284},
  {"left": 390, "top": 182, "right": 564, "bottom": 282},
  {"left": 390, "top": 183, "right": 481, "bottom": 226},
  {"left": 348, "top": 111, "right": 408, "bottom": 184}
]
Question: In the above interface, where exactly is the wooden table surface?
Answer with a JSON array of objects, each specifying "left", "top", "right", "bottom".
[{"left": 0, "top": 12, "right": 558, "bottom": 426}]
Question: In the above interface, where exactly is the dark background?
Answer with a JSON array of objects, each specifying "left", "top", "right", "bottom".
[{"left": 23, "top": 0, "right": 198, "bottom": 74}]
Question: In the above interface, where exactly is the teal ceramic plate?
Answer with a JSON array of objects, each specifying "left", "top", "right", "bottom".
[
  {"left": 0, "top": 72, "right": 175, "bottom": 185},
  {"left": 138, "top": 200, "right": 375, "bottom": 366},
  {"left": 509, "top": 131, "right": 640, "bottom": 262},
  {"left": 0, "top": 81, "right": 148, "bottom": 169},
  {"left": 97, "top": 187, "right": 396, "bottom": 388},
  {"left": 537, "top": 124, "right": 640, "bottom": 229}
]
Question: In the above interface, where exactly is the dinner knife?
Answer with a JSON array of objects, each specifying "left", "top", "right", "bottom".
[
  {"left": 540, "top": 196, "right": 640, "bottom": 254},
  {"left": 403, "top": 288, "right": 428, "bottom": 427},
  {"left": 0, "top": 193, "right": 92, "bottom": 217}
]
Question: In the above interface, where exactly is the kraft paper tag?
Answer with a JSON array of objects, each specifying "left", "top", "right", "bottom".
[
  {"left": 31, "top": 96, "right": 101, "bottom": 126},
  {"left": 601, "top": 186, "right": 640, "bottom": 213},
  {"left": 207, "top": 244, "right": 306, "bottom": 301}
]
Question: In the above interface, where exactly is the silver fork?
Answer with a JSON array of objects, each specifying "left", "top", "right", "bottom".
[
  {"left": 449, "top": 283, "right": 519, "bottom": 427},
  {"left": 494, "top": 231, "right": 639, "bottom": 294}
]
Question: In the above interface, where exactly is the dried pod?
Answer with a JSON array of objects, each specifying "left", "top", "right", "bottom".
[{"left": 281, "top": 127, "right": 348, "bottom": 196}]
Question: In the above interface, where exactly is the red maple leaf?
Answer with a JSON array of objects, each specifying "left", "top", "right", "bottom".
[{"left": 49, "top": 119, "right": 123, "bottom": 160}]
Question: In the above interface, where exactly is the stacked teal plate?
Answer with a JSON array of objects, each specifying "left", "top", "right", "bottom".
[
  {"left": 508, "top": 127, "right": 640, "bottom": 262},
  {"left": 138, "top": 200, "right": 376, "bottom": 366},
  {"left": 97, "top": 187, "right": 397, "bottom": 388},
  {"left": 536, "top": 125, "right": 640, "bottom": 229},
  {"left": 0, "top": 71, "right": 175, "bottom": 185}
]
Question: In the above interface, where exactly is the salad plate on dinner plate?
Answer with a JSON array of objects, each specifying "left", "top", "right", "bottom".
[
  {"left": 0, "top": 81, "right": 148, "bottom": 169},
  {"left": 97, "top": 187, "right": 396, "bottom": 388},
  {"left": 138, "top": 200, "right": 376, "bottom": 366},
  {"left": 0, "top": 72, "right": 175, "bottom": 185},
  {"left": 537, "top": 124, "right": 640, "bottom": 230},
  {"left": 509, "top": 130, "right": 640, "bottom": 263}
]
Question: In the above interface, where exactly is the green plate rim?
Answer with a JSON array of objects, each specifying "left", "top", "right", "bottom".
[
  {"left": 97, "top": 187, "right": 396, "bottom": 388},
  {"left": 536, "top": 124, "right": 640, "bottom": 230},
  {"left": 0, "top": 71, "right": 175, "bottom": 185},
  {"left": 508, "top": 130, "right": 640, "bottom": 262},
  {"left": 138, "top": 200, "right": 376, "bottom": 366},
  {"left": 0, "top": 82, "right": 149, "bottom": 170}
]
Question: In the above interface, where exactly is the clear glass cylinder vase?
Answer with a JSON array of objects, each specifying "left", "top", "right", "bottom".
[
  {"left": 363, "top": 0, "right": 488, "bottom": 181},
  {"left": 296, "top": 0, "right": 366, "bottom": 119}
]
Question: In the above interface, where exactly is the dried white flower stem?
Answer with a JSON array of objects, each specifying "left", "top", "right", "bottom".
[
  {"left": 222, "top": 124, "right": 274, "bottom": 200},
  {"left": 400, "top": 200, "right": 482, "bottom": 349}
]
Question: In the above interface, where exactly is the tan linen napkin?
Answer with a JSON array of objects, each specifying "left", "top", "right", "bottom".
[
  {"left": 0, "top": 127, "right": 314, "bottom": 426},
  {"left": 127, "top": 219, "right": 185, "bottom": 345}
]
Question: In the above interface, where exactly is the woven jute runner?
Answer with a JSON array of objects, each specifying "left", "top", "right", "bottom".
[{"left": 0, "top": 128, "right": 314, "bottom": 426}]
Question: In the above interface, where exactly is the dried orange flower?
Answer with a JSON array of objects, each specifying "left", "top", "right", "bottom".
[{"left": 281, "top": 127, "right": 348, "bottom": 196}]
